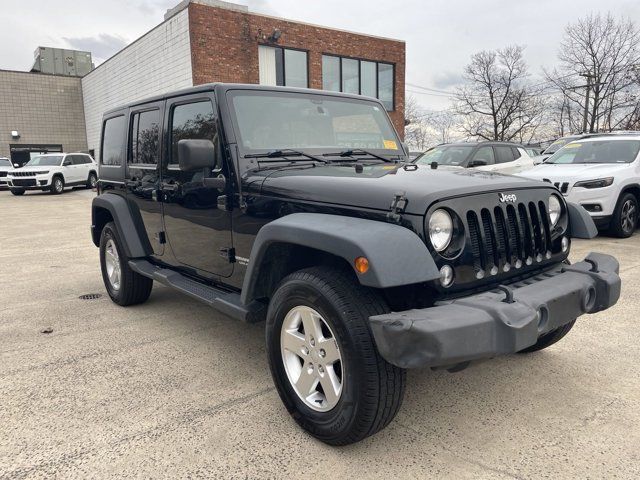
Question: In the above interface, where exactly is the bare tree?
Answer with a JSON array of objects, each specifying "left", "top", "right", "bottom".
[
  {"left": 454, "top": 45, "right": 545, "bottom": 141},
  {"left": 425, "top": 110, "right": 459, "bottom": 144},
  {"left": 404, "top": 96, "right": 431, "bottom": 151},
  {"left": 546, "top": 13, "right": 640, "bottom": 133}
]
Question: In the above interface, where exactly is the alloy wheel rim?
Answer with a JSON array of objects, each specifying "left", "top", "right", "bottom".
[
  {"left": 280, "top": 305, "right": 343, "bottom": 412},
  {"left": 90, "top": 175, "right": 97, "bottom": 188},
  {"left": 621, "top": 199, "right": 637, "bottom": 234},
  {"left": 55, "top": 179, "right": 63, "bottom": 192},
  {"left": 104, "top": 239, "right": 121, "bottom": 290}
]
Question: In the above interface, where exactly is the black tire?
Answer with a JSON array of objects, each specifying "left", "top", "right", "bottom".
[
  {"left": 10, "top": 189, "right": 25, "bottom": 196},
  {"left": 99, "top": 222, "right": 153, "bottom": 306},
  {"left": 518, "top": 320, "right": 576, "bottom": 353},
  {"left": 50, "top": 176, "right": 64, "bottom": 195},
  {"left": 266, "top": 266, "right": 406, "bottom": 446},
  {"left": 609, "top": 192, "right": 638, "bottom": 238},
  {"left": 87, "top": 172, "right": 98, "bottom": 189}
]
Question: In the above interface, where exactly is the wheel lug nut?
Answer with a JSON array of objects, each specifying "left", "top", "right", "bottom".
[
  {"left": 318, "top": 366, "right": 324, "bottom": 374},
  {"left": 302, "top": 346, "right": 309, "bottom": 355},
  {"left": 309, "top": 336, "right": 315, "bottom": 346},
  {"left": 319, "top": 349, "right": 326, "bottom": 358}
]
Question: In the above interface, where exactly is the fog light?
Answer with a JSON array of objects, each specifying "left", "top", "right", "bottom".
[
  {"left": 561, "top": 236, "right": 569, "bottom": 253},
  {"left": 439, "top": 265, "right": 454, "bottom": 287}
]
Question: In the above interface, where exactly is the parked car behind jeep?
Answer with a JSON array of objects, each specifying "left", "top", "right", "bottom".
[
  {"left": 413, "top": 141, "right": 534, "bottom": 174},
  {"left": 91, "top": 84, "right": 621, "bottom": 445}
]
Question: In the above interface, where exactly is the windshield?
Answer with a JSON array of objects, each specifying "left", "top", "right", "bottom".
[
  {"left": 545, "top": 140, "right": 640, "bottom": 164},
  {"left": 543, "top": 137, "right": 575, "bottom": 155},
  {"left": 229, "top": 91, "right": 402, "bottom": 156},
  {"left": 0, "top": 158, "right": 10, "bottom": 167},
  {"left": 25, "top": 155, "right": 63, "bottom": 166},
  {"left": 414, "top": 145, "right": 474, "bottom": 166}
]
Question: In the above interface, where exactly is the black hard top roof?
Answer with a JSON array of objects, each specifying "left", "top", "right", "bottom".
[{"left": 103, "top": 83, "right": 385, "bottom": 116}]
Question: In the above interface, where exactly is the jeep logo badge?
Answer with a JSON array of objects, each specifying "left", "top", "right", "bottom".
[{"left": 498, "top": 193, "right": 517, "bottom": 203}]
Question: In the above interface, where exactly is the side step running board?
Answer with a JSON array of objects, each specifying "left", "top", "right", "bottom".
[{"left": 128, "top": 259, "right": 265, "bottom": 323}]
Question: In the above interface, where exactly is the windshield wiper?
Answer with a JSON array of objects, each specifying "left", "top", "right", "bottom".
[
  {"left": 244, "top": 149, "right": 327, "bottom": 163},
  {"left": 322, "top": 149, "right": 398, "bottom": 163}
]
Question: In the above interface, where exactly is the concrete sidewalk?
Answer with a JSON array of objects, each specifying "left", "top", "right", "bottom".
[{"left": 1, "top": 188, "right": 639, "bottom": 479}]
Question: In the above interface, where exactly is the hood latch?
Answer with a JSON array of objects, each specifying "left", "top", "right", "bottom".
[{"left": 387, "top": 191, "right": 407, "bottom": 223}]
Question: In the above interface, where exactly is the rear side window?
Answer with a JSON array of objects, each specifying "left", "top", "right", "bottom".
[
  {"left": 495, "top": 146, "right": 515, "bottom": 164},
  {"left": 72, "top": 155, "right": 85, "bottom": 165},
  {"left": 512, "top": 147, "right": 522, "bottom": 159},
  {"left": 169, "top": 101, "right": 216, "bottom": 165},
  {"left": 101, "top": 116, "right": 125, "bottom": 166},
  {"left": 130, "top": 109, "right": 160, "bottom": 165}
]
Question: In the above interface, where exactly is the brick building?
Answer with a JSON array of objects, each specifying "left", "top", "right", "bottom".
[
  {"left": 0, "top": 0, "right": 405, "bottom": 163},
  {"left": 82, "top": 0, "right": 405, "bottom": 158}
]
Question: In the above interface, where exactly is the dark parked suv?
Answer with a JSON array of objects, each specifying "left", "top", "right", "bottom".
[{"left": 91, "top": 84, "right": 621, "bottom": 445}]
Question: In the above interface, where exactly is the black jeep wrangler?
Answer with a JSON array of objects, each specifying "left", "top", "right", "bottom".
[{"left": 91, "top": 84, "right": 621, "bottom": 445}]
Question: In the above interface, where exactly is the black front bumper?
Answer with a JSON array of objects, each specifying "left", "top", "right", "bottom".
[{"left": 370, "top": 252, "right": 621, "bottom": 369}]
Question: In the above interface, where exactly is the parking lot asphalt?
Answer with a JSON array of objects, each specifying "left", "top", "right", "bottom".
[{"left": 1, "top": 188, "right": 639, "bottom": 479}]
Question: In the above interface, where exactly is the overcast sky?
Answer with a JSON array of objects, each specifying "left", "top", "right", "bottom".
[{"left": 1, "top": 0, "right": 639, "bottom": 111}]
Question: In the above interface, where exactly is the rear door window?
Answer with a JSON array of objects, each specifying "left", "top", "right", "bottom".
[
  {"left": 130, "top": 109, "right": 161, "bottom": 165},
  {"left": 470, "top": 146, "right": 495, "bottom": 165},
  {"left": 495, "top": 146, "right": 515, "bottom": 164}
]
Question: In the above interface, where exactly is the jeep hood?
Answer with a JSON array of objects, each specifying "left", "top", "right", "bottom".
[
  {"left": 521, "top": 162, "right": 629, "bottom": 181},
  {"left": 251, "top": 164, "right": 549, "bottom": 215}
]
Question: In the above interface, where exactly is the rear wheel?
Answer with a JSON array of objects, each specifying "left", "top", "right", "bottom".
[
  {"left": 50, "top": 176, "right": 64, "bottom": 195},
  {"left": 518, "top": 320, "right": 576, "bottom": 353},
  {"left": 610, "top": 192, "right": 637, "bottom": 238},
  {"left": 266, "top": 266, "right": 406, "bottom": 446},
  {"left": 99, "top": 222, "right": 153, "bottom": 306},
  {"left": 87, "top": 172, "right": 98, "bottom": 189},
  {"left": 10, "top": 189, "right": 25, "bottom": 196}
]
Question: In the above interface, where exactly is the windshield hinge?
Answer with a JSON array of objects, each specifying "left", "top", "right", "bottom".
[{"left": 387, "top": 191, "right": 407, "bottom": 223}]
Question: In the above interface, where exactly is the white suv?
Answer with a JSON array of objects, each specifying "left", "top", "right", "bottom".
[
  {"left": 519, "top": 134, "right": 640, "bottom": 237},
  {"left": 7, "top": 153, "right": 97, "bottom": 196},
  {"left": 0, "top": 157, "right": 11, "bottom": 189}
]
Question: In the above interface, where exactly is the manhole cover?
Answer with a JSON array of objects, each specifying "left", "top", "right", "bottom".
[{"left": 79, "top": 293, "right": 103, "bottom": 300}]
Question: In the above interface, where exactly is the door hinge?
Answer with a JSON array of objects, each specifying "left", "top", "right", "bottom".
[
  {"left": 219, "top": 247, "right": 236, "bottom": 263},
  {"left": 155, "top": 231, "right": 166, "bottom": 244},
  {"left": 387, "top": 191, "right": 407, "bottom": 223}
]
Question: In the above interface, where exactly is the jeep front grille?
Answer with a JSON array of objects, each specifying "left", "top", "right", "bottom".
[
  {"left": 11, "top": 171, "right": 36, "bottom": 177},
  {"left": 466, "top": 201, "right": 552, "bottom": 278}
]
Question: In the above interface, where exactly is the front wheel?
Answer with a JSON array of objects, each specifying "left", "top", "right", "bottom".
[
  {"left": 610, "top": 193, "right": 637, "bottom": 238},
  {"left": 50, "top": 176, "right": 64, "bottom": 194},
  {"left": 266, "top": 266, "right": 406, "bottom": 446}
]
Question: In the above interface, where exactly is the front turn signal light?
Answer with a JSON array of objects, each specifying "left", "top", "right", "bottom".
[{"left": 354, "top": 257, "right": 369, "bottom": 274}]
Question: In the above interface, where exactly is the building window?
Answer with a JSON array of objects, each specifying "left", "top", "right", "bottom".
[
  {"left": 259, "top": 45, "right": 308, "bottom": 88},
  {"left": 321, "top": 55, "right": 395, "bottom": 111}
]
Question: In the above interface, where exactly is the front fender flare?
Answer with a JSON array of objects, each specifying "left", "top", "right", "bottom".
[
  {"left": 240, "top": 213, "right": 439, "bottom": 304},
  {"left": 567, "top": 202, "right": 598, "bottom": 239}
]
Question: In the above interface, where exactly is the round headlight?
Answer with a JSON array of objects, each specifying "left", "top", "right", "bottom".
[
  {"left": 428, "top": 209, "right": 453, "bottom": 252},
  {"left": 548, "top": 195, "right": 562, "bottom": 226}
]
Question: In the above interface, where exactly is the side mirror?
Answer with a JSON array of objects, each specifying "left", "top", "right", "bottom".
[
  {"left": 63, "top": 159, "right": 73, "bottom": 166},
  {"left": 178, "top": 139, "right": 216, "bottom": 171},
  {"left": 468, "top": 159, "right": 487, "bottom": 167}
]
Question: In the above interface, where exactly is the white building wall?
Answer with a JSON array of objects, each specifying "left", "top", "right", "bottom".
[{"left": 81, "top": 9, "right": 193, "bottom": 159}]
